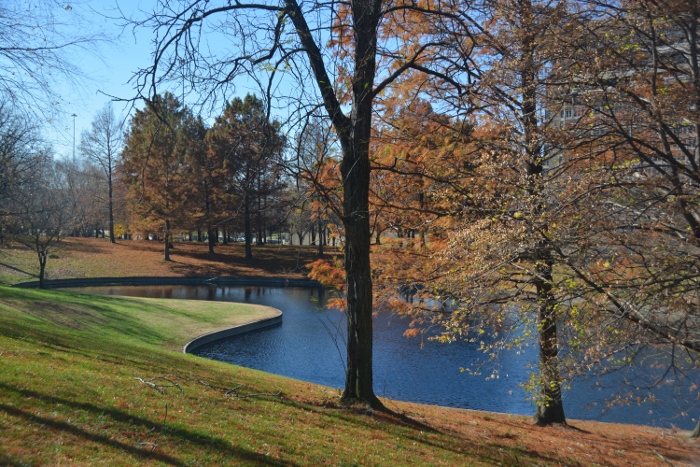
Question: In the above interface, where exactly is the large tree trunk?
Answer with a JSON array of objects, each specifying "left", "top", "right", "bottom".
[
  {"left": 338, "top": 4, "right": 380, "bottom": 405},
  {"left": 286, "top": 0, "right": 381, "bottom": 407},
  {"left": 533, "top": 250, "right": 566, "bottom": 425},
  {"left": 244, "top": 192, "right": 253, "bottom": 259},
  {"left": 340, "top": 149, "right": 378, "bottom": 406},
  {"left": 38, "top": 250, "right": 47, "bottom": 289},
  {"left": 518, "top": 0, "right": 565, "bottom": 425},
  {"left": 341, "top": 0, "right": 383, "bottom": 408},
  {"left": 208, "top": 227, "right": 216, "bottom": 254},
  {"left": 163, "top": 219, "right": 171, "bottom": 261}
]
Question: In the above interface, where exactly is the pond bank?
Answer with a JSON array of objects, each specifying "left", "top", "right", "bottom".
[{"left": 183, "top": 311, "right": 282, "bottom": 354}]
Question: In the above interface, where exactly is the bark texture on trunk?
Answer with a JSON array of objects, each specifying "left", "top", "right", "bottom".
[
  {"left": 533, "top": 248, "right": 566, "bottom": 425},
  {"left": 340, "top": 142, "right": 378, "bottom": 406},
  {"left": 208, "top": 227, "right": 216, "bottom": 254},
  {"left": 38, "top": 250, "right": 47, "bottom": 289},
  {"left": 286, "top": 0, "right": 382, "bottom": 407},
  {"left": 337, "top": 0, "right": 382, "bottom": 408},
  {"left": 163, "top": 219, "right": 171, "bottom": 261},
  {"left": 244, "top": 192, "right": 253, "bottom": 259},
  {"left": 519, "top": 0, "right": 566, "bottom": 426}
]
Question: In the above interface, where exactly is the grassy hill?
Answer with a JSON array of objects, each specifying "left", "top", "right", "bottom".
[{"left": 0, "top": 284, "right": 698, "bottom": 466}]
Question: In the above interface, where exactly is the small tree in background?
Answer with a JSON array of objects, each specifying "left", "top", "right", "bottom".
[
  {"left": 80, "top": 103, "right": 124, "bottom": 243},
  {"left": 0, "top": 105, "right": 43, "bottom": 222},
  {"left": 6, "top": 155, "right": 73, "bottom": 287}
]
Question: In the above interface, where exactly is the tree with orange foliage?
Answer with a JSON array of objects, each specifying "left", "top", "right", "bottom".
[
  {"left": 555, "top": 0, "right": 700, "bottom": 433},
  {"left": 369, "top": 99, "right": 474, "bottom": 247},
  {"left": 371, "top": 0, "right": 591, "bottom": 426},
  {"left": 121, "top": 93, "right": 202, "bottom": 260},
  {"left": 127, "top": 0, "right": 478, "bottom": 407},
  {"left": 373, "top": 0, "right": 700, "bottom": 429}
]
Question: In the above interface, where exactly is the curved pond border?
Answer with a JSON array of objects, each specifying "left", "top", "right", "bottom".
[
  {"left": 13, "top": 275, "right": 323, "bottom": 354},
  {"left": 13, "top": 276, "right": 323, "bottom": 289},
  {"left": 183, "top": 311, "right": 283, "bottom": 354}
]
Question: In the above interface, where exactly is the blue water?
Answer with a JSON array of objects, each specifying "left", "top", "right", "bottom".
[{"left": 76, "top": 284, "right": 699, "bottom": 428}]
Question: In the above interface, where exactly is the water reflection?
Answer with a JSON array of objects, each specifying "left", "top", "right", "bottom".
[{"left": 73, "top": 284, "right": 698, "bottom": 428}]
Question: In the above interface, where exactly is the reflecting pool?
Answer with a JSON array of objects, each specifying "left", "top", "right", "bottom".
[{"left": 74, "top": 284, "right": 699, "bottom": 428}]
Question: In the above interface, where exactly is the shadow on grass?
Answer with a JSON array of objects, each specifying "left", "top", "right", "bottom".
[
  {"left": 0, "top": 383, "right": 298, "bottom": 467},
  {"left": 166, "top": 244, "right": 319, "bottom": 277},
  {"left": 0, "top": 404, "right": 188, "bottom": 466},
  {"left": 358, "top": 403, "right": 441, "bottom": 433},
  {"left": 0, "top": 261, "right": 36, "bottom": 277},
  {"left": 272, "top": 395, "right": 561, "bottom": 466}
]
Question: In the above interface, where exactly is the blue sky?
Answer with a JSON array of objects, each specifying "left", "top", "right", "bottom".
[
  {"left": 48, "top": 0, "right": 152, "bottom": 157},
  {"left": 46, "top": 0, "right": 320, "bottom": 157}
]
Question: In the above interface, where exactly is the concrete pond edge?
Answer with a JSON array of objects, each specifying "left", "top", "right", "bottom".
[{"left": 182, "top": 310, "right": 283, "bottom": 354}]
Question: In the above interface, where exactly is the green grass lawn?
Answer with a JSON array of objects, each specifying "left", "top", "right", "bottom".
[
  {"left": 0, "top": 286, "right": 694, "bottom": 466},
  {"left": 0, "top": 287, "right": 477, "bottom": 466}
]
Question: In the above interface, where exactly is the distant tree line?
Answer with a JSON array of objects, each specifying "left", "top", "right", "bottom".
[{"left": 0, "top": 94, "right": 336, "bottom": 285}]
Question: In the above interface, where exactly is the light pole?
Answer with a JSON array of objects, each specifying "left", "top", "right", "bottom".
[{"left": 71, "top": 113, "right": 77, "bottom": 161}]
